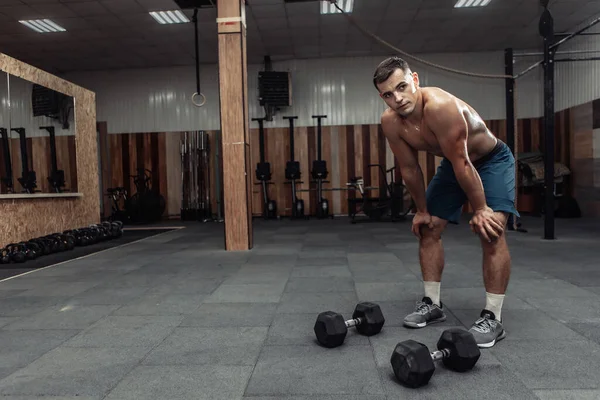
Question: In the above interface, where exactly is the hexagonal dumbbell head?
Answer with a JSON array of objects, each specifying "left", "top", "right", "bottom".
[
  {"left": 352, "top": 302, "right": 385, "bottom": 336},
  {"left": 390, "top": 339, "right": 436, "bottom": 388},
  {"left": 436, "top": 328, "right": 481, "bottom": 372},
  {"left": 314, "top": 311, "right": 348, "bottom": 348}
]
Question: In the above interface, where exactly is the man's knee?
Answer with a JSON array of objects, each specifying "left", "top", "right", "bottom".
[
  {"left": 480, "top": 212, "right": 509, "bottom": 254},
  {"left": 421, "top": 216, "right": 448, "bottom": 241}
]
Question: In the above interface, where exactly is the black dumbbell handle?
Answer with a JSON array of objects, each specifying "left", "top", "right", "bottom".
[
  {"left": 345, "top": 317, "right": 364, "bottom": 328},
  {"left": 430, "top": 348, "right": 451, "bottom": 361}
]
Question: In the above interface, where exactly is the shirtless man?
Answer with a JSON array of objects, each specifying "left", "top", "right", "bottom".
[{"left": 373, "top": 56, "right": 519, "bottom": 348}]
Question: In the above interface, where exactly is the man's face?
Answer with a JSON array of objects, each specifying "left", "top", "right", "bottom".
[{"left": 377, "top": 68, "right": 419, "bottom": 117}]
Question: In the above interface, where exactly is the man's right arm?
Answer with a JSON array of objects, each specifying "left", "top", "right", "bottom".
[
  {"left": 380, "top": 115, "right": 427, "bottom": 213},
  {"left": 388, "top": 138, "right": 428, "bottom": 213}
]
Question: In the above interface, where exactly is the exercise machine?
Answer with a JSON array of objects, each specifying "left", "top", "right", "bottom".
[
  {"left": 0, "top": 127, "right": 14, "bottom": 193},
  {"left": 311, "top": 115, "right": 333, "bottom": 219},
  {"left": 283, "top": 115, "right": 307, "bottom": 219},
  {"left": 346, "top": 164, "right": 413, "bottom": 223},
  {"left": 11, "top": 127, "right": 38, "bottom": 194},
  {"left": 253, "top": 117, "right": 277, "bottom": 219},
  {"left": 105, "top": 186, "right": 129, "bottom": 223},
  {"left": 180, "top": 131, "right": 212, "bottom": 222},
  {"left": 40, "top": 126, "right": 66, "bottom": 193},
  {"left": 125, "top": 168, "right": 166, "bottom": 224}
]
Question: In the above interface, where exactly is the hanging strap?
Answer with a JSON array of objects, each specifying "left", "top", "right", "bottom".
[{"left": 192, "top": 8, "right": 206, "bottom": 107}]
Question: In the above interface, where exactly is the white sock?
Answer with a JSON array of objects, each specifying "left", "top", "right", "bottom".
[
  {"left": 485, "top": 292, "right": 505, "bottom": 321},
  {"left": 423, "top": 281, "right": 441, "bottom": 306}
]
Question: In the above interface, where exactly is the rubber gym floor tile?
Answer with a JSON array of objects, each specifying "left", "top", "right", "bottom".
[
  {"left": 0, "top": 330, "right": 80, "bottom": 381},
  {"left": 289, "top": 265, "right": 352, "bottom": 278},
  {"left": 251, "top": 243, "right": 304, "bottom": 255},
  {"left": 489, "top": 339, "right": 600, "bottom": 389},
  {"left": 354, "top": 282, "right": 426, "bottom": 302},
  {"left": 533, "top": 389, "right": 600, "bottom": 399},
  {"left": 265, "top": 312, "right": 371, "bottom": 347},
  {"left": 61, "top": 315, "right": 183, "bottom": 348},
  {"left": 68, "top": 285, "right": 150, "bottom": 306},
  {"left": 179, "top": 303, "right": 278, "bottom": 327},
  {"left": 448, "top": 309, "right": 586, "bottom": 342},
  {"left": 222, "top": 271, "right": 290, "bottom": 285},
  {"left": 245, "top": 254, "right": 299, "bottom": 266},
  {"left": 142, "top": 326, "right": 268, "bottom": 366},
  {"left": 13, "top": 280, "right": 103, "bottom": 298},
  {"left": 0, "top": 346, "right": 151, "bottom": 397},
  {"left": 583, "top": 286, "right": 600, "bottom": 295},
  {"left": 0, "top": 295, "right": 69, "bottom": 317},
  {"left": 351, "top": 269, "right": 421, "bottom": 284},
  {"left": 275, "top": 291, "right": 359, "bottom": 315},
  {"left": 151, "top": 276, "right": 224, "bottom": 294},
  {"left": 241, "top": 396, "right": 388, "bottom": 400},
  {"left": 545, "top": 271, "right": 600, "bottom": 287},
  {"left": 2, "top": 304, "right": 119, "bottom": 331},
  {"left": 520, "top": 295, "right": 600, "bottom": 323},
  {"left": 378, "top": 364, "right": 537, "bottom": 400},
  {"left": 103, "top": 365, "right": 254, "bottom": 400},
  {"left": 284, "top": 277, "right": 356, "bottom": 293},
  {"left": 559, "top": 322, "right": 600, "bottom": 345},
  {"left": 0, "top": 289, "right": 27, "bottom": 299},
  {"left": 204, "top": 283, "right": 286, "bottom": 303},
  {"left": 110, "top": 292, "right": 208, "bottom": 316},
  {"left": 244, "top": 345, "right": 385, "bottom": 397},
  {"left": 295, "top": 257, "right": 348, "bottom": 267},
  {"left": 297, "top": 249, "right": 349, "bottom": 258},
  {"left": 506, "top": 278, "right": 596, "bottom": 299}
]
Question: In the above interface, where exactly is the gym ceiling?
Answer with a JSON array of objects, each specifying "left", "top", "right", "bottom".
[{"left": 0, "top": 0, "right": 598, "bottom": 73}]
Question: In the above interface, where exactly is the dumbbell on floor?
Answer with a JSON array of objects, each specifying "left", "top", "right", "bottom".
[
  {"left": 390, "top": 328, "right": 481, "bottom": 388},
  {"left": 314, "top": 302, "right": 385, "bottom": 348}
]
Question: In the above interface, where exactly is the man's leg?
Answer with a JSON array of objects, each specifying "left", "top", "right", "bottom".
[
  {"left": 481, "top": 211, "right": 511, "bottom": 320},
  {"left": 468, "top": 140, "right": 517, "bottom": 348},
  {"left": 420, "top": 216, "right": 449, "bottom": 306},
  {"left": 468, "top": 211, "right": 510, "bottom": 348},
  {"left": 404, "top": 158, "right": 465, "bottom": 329}
]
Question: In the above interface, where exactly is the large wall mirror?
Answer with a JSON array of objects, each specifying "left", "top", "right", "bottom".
[
  {"left": 0, "top": 73, "right": 78, "bottom": 195},
  {"left": 0, "top": 73, "right": 10, "bottom": 194}
]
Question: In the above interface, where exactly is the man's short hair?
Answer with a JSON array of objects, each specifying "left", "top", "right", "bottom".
[{"left": 373, "top": 57, "right": 410, "bottom": 90}]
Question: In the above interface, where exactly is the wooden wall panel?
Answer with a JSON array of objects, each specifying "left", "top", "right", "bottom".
[{"left": 99, "top": 109, "right": 594, "bottom": 220}]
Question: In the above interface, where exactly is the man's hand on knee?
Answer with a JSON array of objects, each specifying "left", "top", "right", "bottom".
[
  {"left": 469, "top": 207, "right": 505, "bottom": 242},
  {"left": 412, "top": 211, "right": 434, "bottom": 239}
]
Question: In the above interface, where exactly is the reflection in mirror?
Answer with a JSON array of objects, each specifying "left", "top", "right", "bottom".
[
  {"left": 7, "top": 74, "right": 77, "bottom": 194},
  {"left": 0, "top": 73, "right": 12, "bottom": 194}
]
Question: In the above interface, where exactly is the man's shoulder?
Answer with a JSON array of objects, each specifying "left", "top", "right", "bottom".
[
  {"left": 422, "top": 87, "right": 457, "bottom": 115},
  {"left": 380, "top": 108, "right": 400, "bottom": 126}
]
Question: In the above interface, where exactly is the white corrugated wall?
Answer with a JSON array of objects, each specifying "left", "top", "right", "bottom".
[
  {"left": 555, "top": 23, "right": 600, "bottom": 112},
  {"left": 63, "top": 52, "right": 543, "bottom": 134},
  {"left": 0, "top": 74, "right": 9, "bottom": 129}
]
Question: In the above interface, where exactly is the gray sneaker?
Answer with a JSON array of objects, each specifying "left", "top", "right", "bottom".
[
  {"left": 468, "top": 310, "right": 507, "bottom": 348},
  {"left": 403, "top": 297, "right": 446, "bottom": 328}
]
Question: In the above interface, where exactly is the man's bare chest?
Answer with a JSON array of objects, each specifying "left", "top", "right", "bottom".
[{"left": 398, "top": 123, "right": 440, "bottom": 153}]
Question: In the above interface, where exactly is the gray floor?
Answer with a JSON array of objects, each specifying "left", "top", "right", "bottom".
[{"left": 0, "top": 215, "right": 599, "bottom": 400}]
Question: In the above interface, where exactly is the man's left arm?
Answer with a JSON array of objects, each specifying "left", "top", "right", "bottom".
[{"left": 425, "top": 101, "right": 488, "bottom": 212}]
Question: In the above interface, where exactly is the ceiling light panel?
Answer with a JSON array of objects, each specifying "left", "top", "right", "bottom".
[
  {"left": 149, "top": 10, "right": 190, "bottom": 24},
  {"left": 454, "top": 0, "right": 492, "bottom": 8},
  {"left": 321, "top": 0, "right": 354, "bottom": 15},
  {"left": 19, "top": 19, "right": 66, "bottom": 33}
]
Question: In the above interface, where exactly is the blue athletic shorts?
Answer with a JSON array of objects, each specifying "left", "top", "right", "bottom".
[{"left": 426, "top": 139, "right": 520, "bottom": 224}]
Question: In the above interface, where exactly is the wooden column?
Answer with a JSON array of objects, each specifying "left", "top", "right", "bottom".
[{"left": 217, "top": 0, "right": 253, "bottom": 250}]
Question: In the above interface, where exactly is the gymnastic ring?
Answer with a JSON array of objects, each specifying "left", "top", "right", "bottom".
[{"left": 192, "top": 92, "right": 206, "bottom": 107}]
